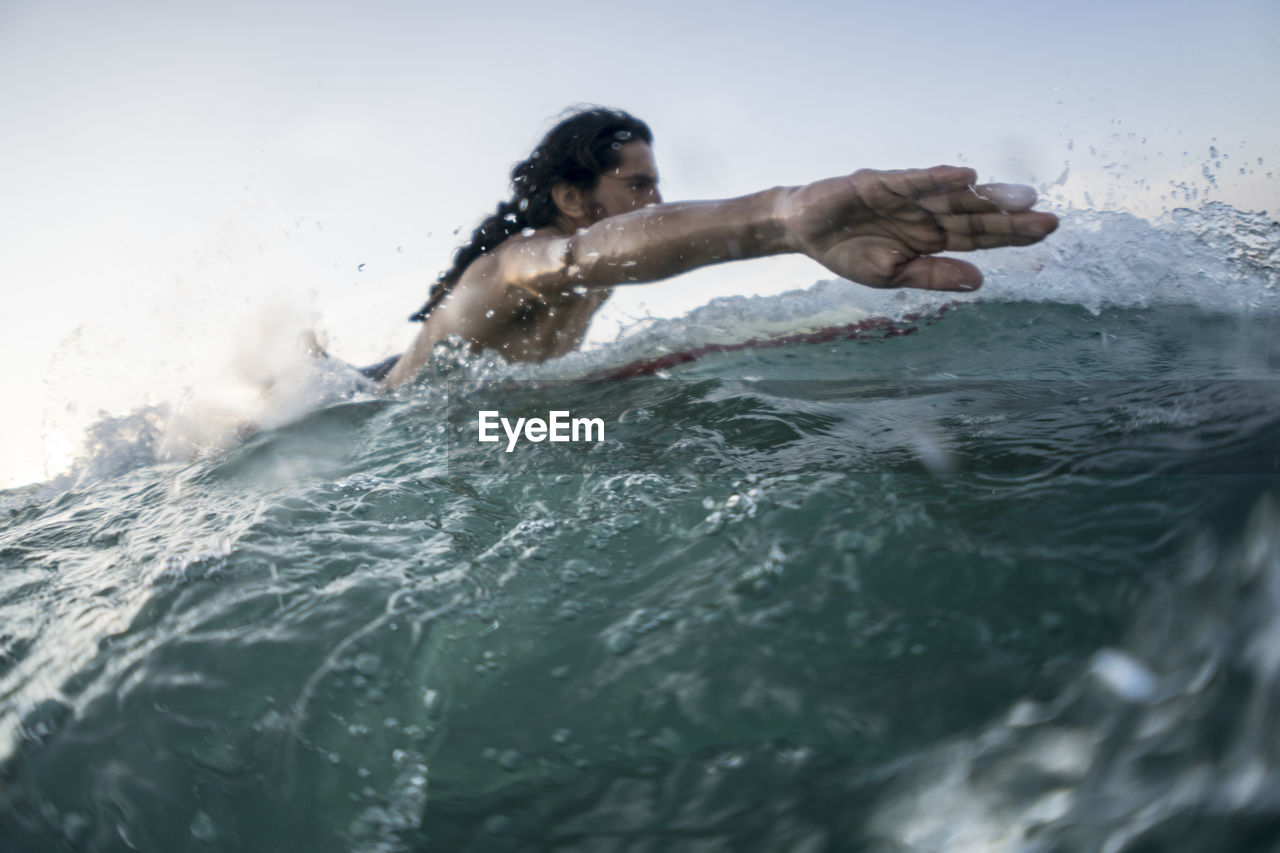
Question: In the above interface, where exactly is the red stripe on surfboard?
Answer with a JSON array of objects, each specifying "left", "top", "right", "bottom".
[{"left": 583, "top": 303, "right": 955, "bottom": 382}]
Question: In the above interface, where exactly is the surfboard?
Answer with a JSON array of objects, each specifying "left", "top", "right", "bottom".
[
  {"left": 580, "top": 305, "right": 952, "bottom": 382},
  {"left": 350, "top": 304, "right": 954, "bottom": 387}
]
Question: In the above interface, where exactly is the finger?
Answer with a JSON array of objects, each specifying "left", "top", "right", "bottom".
[
  {"left": 890, "top": 256, "right": 984, "bottom": 292},
  {"left": 861, "top": 166, "right": 978, "bottom": 210},
  {"left": 897, "top": 165, "right": 979, "bottom": 195},
  {"left": 918, "top": 182, "right": 1041, "bottom": 216},
  {"left": 870, "top": 162, "right": 977, "bottom": 197},
  {"left": 938, "top": 211, "right": 1059, "bottom": 250},
  {"left": 973, "top": 183, "right": 1038, "bottom": 212}
]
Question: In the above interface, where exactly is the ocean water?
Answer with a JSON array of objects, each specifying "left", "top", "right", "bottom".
[{"left": 2, "top": 203, "right": 1280, "bottom": 852}]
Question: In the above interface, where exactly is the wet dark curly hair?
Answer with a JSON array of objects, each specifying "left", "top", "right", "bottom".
[{"left": 409, "top": 106, "right": 653, "bottom": 322}]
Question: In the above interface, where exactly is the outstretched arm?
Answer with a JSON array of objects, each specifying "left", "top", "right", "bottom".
[
  {"left": 380, "top": 165, "right": 1058, "bottom": 389},
  {"left": 500, "top": 165, "right": 1057, "bottom": 296}
]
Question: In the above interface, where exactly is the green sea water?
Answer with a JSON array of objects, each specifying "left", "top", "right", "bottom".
[{"left": 2, "top": 205, "right": 1280, "bottom": 851}]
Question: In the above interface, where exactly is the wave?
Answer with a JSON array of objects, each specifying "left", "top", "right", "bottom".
[
  {"left": 14, "top": 200, "right": 1279, "bottom": 498},
  {"left": 2, "top": 293, "right": 1279, "bottom": 847},
  {"left": 865, "top": 495, "right": 1280, "bottom": 852}
]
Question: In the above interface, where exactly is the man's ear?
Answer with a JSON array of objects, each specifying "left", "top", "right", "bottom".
[{"left": 551, "top": 182, "right": 588, "bottom": 220}]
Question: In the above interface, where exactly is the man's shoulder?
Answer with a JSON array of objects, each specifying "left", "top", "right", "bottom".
[
  {"left": 480, "top": 229, "right": 574, "bottom": 300},
  {"left": 491, "top": 226, "right": 568, "bottom": 255},
  {"left": 452, "top": 246, "right": 544, "bottom": 305}
]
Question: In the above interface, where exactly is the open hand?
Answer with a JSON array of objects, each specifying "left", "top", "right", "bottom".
[{"left": 780, "top": 165, "right": 1059, "bottom": 291}]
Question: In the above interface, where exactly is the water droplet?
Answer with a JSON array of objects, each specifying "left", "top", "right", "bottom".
[
  {"left": 551, "top": 728, "right": 572, "bottom": 744},
  {"left": 357, "top": 263, "right": 366, "bottom": 272},
  {"left": 61, "top": 813, "right": 90, "bottom": 845},
  {"left": 521, "top": 227, "right": 536, "bottom": 237},
  {"left": 606, "top": 631, "right": 635, "bottom": 655},
  {"left": 1090, "top": 649, "right": 1157, "bottom": 702},
  {"left": 190, "top": 811, "right": 216, "bottom": 843},
  {"left": 498, "top": 749, "right": 520, "bottom": 771},
  {"left": 518, "top": 198, "right": 529, "bottom": 212},
  {"left": 423, "top": 689, "right": 443, "bottom": 718},
  {"left": 354, "top": 653, "right": 380, "bottom": 676}
]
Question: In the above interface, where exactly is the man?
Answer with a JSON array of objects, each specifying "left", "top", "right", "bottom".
[{"left": 376, "top": 107, "right": 1058, "bottom": 389}]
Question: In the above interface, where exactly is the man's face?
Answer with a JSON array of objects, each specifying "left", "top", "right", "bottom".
[{"left": 585, "top": 141, "right": 663, "bottom": 221}]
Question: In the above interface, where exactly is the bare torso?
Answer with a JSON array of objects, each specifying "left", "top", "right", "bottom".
[{"left": 483, "top": 285, "right": 611, "bottom": 362}]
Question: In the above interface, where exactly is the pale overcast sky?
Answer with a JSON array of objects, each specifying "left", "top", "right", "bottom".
[{"left": 2, "top": 0, "right": 1277, "bottom": 486}]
